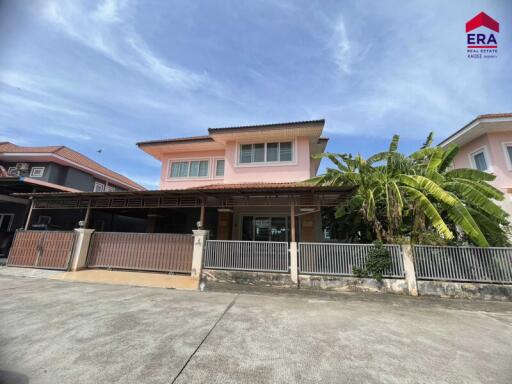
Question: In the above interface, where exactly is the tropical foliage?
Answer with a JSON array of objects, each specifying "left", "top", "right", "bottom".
[
  {"left": 310, "top": 133, "right": 510, "bottom": 247},
  {"left": 352, "top": 242, "right": 392, "bottom": 281}
]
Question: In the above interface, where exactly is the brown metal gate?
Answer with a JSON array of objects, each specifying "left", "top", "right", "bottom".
[
  {"left": 7, "top": 230, "right": 76, "bottom": 270},
  {"left": 87, "top": 232, "right": 194, "bottom": 273}
]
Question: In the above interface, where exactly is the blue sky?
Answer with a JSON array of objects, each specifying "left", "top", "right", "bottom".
[{"left": 0, "top": 0, "right": 511, "bottom": 189}]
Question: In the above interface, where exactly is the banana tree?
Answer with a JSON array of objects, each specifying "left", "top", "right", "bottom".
[{"left": 309, "top": 133, "right": 509, "bottom": 246}]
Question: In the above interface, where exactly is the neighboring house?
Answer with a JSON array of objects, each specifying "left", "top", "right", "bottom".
[
  {"left": 0, "top": 142, "right": 144, "bottom": 258},
  {"left": 137, "top": 119, "right": 329, "bottom": 241},
  {"left": 439, "top": 113, "right": 512, "bottom": 216}
]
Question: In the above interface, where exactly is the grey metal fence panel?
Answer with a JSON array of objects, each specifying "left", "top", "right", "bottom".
[
  {"left": 204, "top": 240, "right": 289, "bottom": 273},
  {"left": 413, "top": 245, "right": 512, "bottom": 283},
  {"left": 298, "top": 243, "right": 404, "bottom": 277}
]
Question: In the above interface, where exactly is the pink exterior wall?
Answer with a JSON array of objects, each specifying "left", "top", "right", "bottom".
[
  {"left": 453, "top": 132, "right": 512, "bottom": 190},
  {"left": 158, "top": 137, "right": 313, "bottom": 189}
]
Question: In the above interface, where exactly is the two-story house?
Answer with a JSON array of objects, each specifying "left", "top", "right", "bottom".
[
  {"left": 0, "top": 142, "right": 144, "bottom": 258},
  {"left": 439, "top": 113, "right": 512, "bottom": 216},
  {"left": 137, "top": 120, "right": 329, "bottom": 242}
]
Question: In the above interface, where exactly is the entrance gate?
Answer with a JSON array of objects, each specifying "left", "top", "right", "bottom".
[
  {"left": 87, "top": 232, "right": 194, "bottom": 273},
  {"left": 7, "top": 230, "right": 76, "bottom": 270}
]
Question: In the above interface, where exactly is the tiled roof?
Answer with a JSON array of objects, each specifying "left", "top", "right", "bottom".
[
  {"left": 439, "top": 113, "right": 512, "bottom": 147},
  {"left": 0, "top": 142, "right": 144, "bottom": 190},
  {"left": 476, "top": 113, "right": 512, "bottom": 119},
  {"left": 192, "top": 182, "right": 305, "bottom": 190},
  {"left": 208, "top": 119, "right": 325, "bottom": 133},
  {"left": 136, "top": 135, "right": 214, "bottom": 147},
  {"left": 15, "top": 182, "right": 353, "bottom": 198},
  {"left": 190, "top": 182, "right": 348, "bottom": 192}
]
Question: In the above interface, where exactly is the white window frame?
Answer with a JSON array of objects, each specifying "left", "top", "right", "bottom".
[
  {"left": 214, "top": 158, "right": 225, "bottom": 178},
  {"left": 105, "top": 185, "right": 115, "bottom": 192},
  {"left": 29, "top": 166, "right": 45, "bottom": 178},
  {"left": 0, "top": 213, "right": 14, "bottom": 232},
  {"left": 7, "top": 167, "right": 18, "bottom": 176},
  {"left": 502, "top": 142, "right": 512, "bottom": 171},
  {"left": 468, "top": 146, "right": 492, "bottom": 173},
  {"left": 235, "top": 139, "right": 297, "bottom": 167},
  {"left": 94, "top": 182, "right": 105, "bottom": 192},
  {"left": 166, "top": 158, "right": 212, "bottom": 181}
]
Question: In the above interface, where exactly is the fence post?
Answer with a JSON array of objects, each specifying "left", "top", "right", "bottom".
[
  {"left": 290, "top": 242, "right": 298, "bottom": 285},
  {"left": 69, "top": 228, "right": 95, "bottom": 271},
  {"left": 401, "top": 244, "right": 418, "bottom": 296},
  {"left": 191, "top": 230, "right": 209, "bottom": 278}
]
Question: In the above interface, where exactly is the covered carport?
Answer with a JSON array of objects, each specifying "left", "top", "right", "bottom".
[{"left": 9, "top": 185, "right": 352, "bottom": 273}]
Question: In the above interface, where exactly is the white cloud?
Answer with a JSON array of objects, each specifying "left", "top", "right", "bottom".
[
  {"left": 333, "top": 18, "right": 352, "bottom": 74},
  {"left": 126, "top": 36, "right": 207, "bottom": 89},
  {"left": 0, "top": 93, "right": 88, "bottom": 117},
  {"left": 319, "top": 3, "right": 510, "bottom": 141},
  {"left": 42, "top": 0, "right": 210, "bottom": 91},
  {"left": 93, "top": 0, "right": 125, "bottom": 23},
  {"left": 45, "top": 128, "right": 92, "bottom": 141}
]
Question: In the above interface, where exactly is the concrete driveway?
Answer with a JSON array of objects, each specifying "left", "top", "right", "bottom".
[{"left": 0, "top": 274, "right": 511, "bottom": 384}]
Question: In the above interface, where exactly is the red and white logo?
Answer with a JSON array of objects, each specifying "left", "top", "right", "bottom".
[{"left": 466, "top": 12, "right": 499, "bottom": 59}]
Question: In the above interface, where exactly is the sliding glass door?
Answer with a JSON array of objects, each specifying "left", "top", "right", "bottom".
[{"left": 241, "top": 216, "right": 294, "bottom": 242}]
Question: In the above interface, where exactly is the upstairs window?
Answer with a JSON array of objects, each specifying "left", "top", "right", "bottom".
[
  {"left": 471, "top": 149, "right": 489, "bottom": 172},
  {"left": 506, "top": 146, "right": 512, "bottom": 163},
  {"left": 279, "top": 142, "right": 292, "bottom": 161},
  {"left": 503, "top": 143, "right": 512, "bottom": 170},
  {"left": 171, "top": 162, "right": 189, "bottom": 178},
  {"left": 239, "top": 141, "right": 293, "bottom": 164},
  {"left": 215, "top": 159, "right": 225, "bottom": 177},
  {"left": 29, "top": 167, "right": 45, "bottom": 178},
  {"left": 7, "top": 167, "right": 18, "bottom": 176},
  {"left": 170, "top": 160, "right": 209, "bottom": 178},
  {"left": 94, "top": 182, "right": 105, "bottom": 192}
]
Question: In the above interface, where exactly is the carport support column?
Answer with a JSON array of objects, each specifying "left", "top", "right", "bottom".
[
  {"left": 290, "top": 201, "right": 298, "bottom": 285},
  {"left": 191, "top": 229, "right": 209, "bottom": 278},
  {"left": 401, "top": 244, "right": 418, "bottom": 296},
  {"left": 69, "top": 229, "right": 95, "bottom": 271},
  {"left": 290, "top": 242, "right": 298, "bottom": 285}
]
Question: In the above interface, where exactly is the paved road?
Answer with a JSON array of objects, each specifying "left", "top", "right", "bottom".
[{"left": 0, "top": 275, "right": 511, "bottom": 384}]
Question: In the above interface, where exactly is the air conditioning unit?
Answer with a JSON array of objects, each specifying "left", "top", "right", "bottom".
[{"left": 16, "top": 163, "right": 30, "bottom": 171}]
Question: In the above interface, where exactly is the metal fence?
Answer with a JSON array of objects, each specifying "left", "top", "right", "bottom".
[
  {"left": 298, "top": 243, "right": 404, "bottom": 277},
  {"left": 87, "top": 232, "right": 194, "bottom": 273},
  {"left": 413, "top": 245, "right": 512, "bottom": 283},
  {"left": 7, "top": 230, "right": 76, "bottom": 270},
  {"left": 203, "top": 240, "right": 289, "bottom": 273}
]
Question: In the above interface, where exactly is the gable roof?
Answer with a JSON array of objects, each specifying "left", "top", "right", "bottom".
[
  {"left": 439, "top": 113, "right": 512, "bottom": 147},
  {"left": 0, "top": 142, "right": 145, "bottom": 191}
]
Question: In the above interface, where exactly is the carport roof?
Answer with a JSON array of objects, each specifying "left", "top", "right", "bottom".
[
  {"left": 16, "top": 182, "right": 353, "bottom": 197},
  {"left": 15, "top": 182, "right": 354, "bottom": 209}
]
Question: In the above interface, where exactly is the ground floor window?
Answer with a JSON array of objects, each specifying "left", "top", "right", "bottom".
[{"left": 242, "top": 216, "right": 290, "bottom": 242}]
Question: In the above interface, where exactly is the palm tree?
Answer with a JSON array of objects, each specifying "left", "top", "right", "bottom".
[{"left": 309, "top": 133, "right": 509, "bottom": 246}]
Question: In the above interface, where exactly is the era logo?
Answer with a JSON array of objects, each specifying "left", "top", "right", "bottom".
[
  {"left": 467, "top": 33, "right": 497, "bottom": 45},
  {"left": 466, "top": 12, "right": 499, "bottom": 48}
]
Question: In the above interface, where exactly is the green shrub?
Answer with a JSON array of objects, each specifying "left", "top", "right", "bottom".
[{"left": 353, "top": 243, "right": 392, "bottom": 281}]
